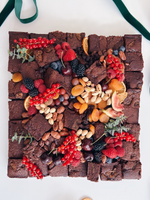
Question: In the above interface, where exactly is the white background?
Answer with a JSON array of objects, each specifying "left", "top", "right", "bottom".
[{"left": 0, "top": 0, "right": 150, "bottom": 200}]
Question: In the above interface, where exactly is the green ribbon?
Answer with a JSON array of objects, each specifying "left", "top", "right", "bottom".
[{"left": 0, "top": 0, "right": 38, "bottom": 26}]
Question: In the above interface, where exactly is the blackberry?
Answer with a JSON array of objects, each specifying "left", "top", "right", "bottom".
[
  {"left": 29, "top": 87, "right": 39, "bottom": 97},
  {"left": 23, "top": 78, "right": 34, "bottom": 90},
  {"left": 70, "top": 58, "right": 79, "bottom": 73},
  {"left": 76, "top": 64, "right": 85, "bottom": 77},
  {"left": 94, "top": 151, "right": 102, "bottom": 163},
  {"left": 93, "top": 141, "right": 106, "bottom": 152}
]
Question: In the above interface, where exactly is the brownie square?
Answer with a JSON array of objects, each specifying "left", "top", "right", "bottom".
[
  {"left": 49, "top": 31, "right": 66, "bottom": 44},
  {"left": 8, "top": 80, "right": 27, "bottom": 99},
  {"left": 123, "top": 106, "right": 139, "bottom": 124},
  {"left": 35, "top": 160, "right": 49, "bottom": 177},
  {"left": 107, "top": 36, "right": 124, "bottom": 50},
  {"left": 124, "top": 123, "right": 140, "bottom": 141},
  {"left": 30, "top": 33, "right": 48, "bottom": 39},
  {"left": 125, "top": 72, "right": 143, "bottom": 89},
  {"left": 24, "top": 113, "right": 51, "bottom": 141},
  {"left": 93, "top": 122, "right": 105, "bottom": 141},
  {"left": 100, "top": 162, "right": 122, "bottom": 181},
  {"left": 121, "top": 141, "right": 140, "bottom": 161},
  {"left": 66, "top": 32, "right": 85, "bottom": 50},
  {"left": 9, "top": 120, "right": 28, "bottom": 158},
  {"left": 123, "top": 89, "right": 141, "bottom": 108},
  {"left": 8, "top": 159, "right": 28, "bottom": 178},
  {"left": 87, "top": 162, "right": 100, "bottom": 182},
  {"left": 125, "top": 52, "right": 143, "bottom": 71},
  {"left": 49, "top": 165, "right": 68, "bottom": 177},
  {"left": 85, "top": 61, "right": 106, "bottom": 85},
  {"left": 124, "top": 34, "right": 141, "bottom": 53},
  {"left": 8, "top": 58, "right": 22, "bottom": 73},
  {"left": 69, "top": 163, "right": 87, "bottom": 177},
  {"left": 122, "top": 161, "right": 141, "bottom": 179},
  {"left": 9, "top": 100, "right": 25, "bottom": 120}
]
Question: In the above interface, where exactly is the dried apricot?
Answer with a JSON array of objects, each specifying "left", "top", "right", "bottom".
[
  {"left": 98, "top": 100, "right": 107, "bottom": 109},
  {"left": 89, "top": 124, "right": 95, "bottom": 134},
  {"left": 53, "top": 92, "right": 59, "bottom": 99},
  {"left": 99, "top": 113, "right": 109, "bottom": 123},
  {"left": 73, "top": 102, "right": 82, "bottom": 109},
  {"left": 88, "top": 114, "right": 92, "bottom": 122},
  {"left": 12, "top": 72, "right": 22, "bottom": 82},
  {"left": 71, "top": 85, "right": 84, "bottom": 97},
  {"left": 91, "top": 108, "right": 99, "bottom": 122},
  {"left": 79, "top": 103, "right": 88, "bottom": 114},
  {"left": 77, "top": 96, "right": 85, "bottom": 104},
  {"left": 79, "top": 78, "right": 86, "bottom": 87},
  {"left": 108, "top": 79, "right": 125, "bottom": 93}
]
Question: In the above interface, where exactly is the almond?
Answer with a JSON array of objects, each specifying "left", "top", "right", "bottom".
[
  {"left": 51, "top": 131, "right": 60, "bottom": 139},
  {"left": 57, "top": 113, "right": 63, "bottom": 121},
  {"left": 58, "top": 120, "right": 63, "bottom": 132},
  {"left": 42, "top": 132, "right": 50, "bottom": 141},
  {"left": 52, "top": 112, "right": 57, "bottom": 121},
  {"left": 57, "top": 106, "right": 65, "bottom": 114}
]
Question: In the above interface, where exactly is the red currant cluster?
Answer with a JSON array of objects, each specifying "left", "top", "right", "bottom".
[
  {"left": 57, "top": 130, "right": 81, "bottom": 166},
  {"left": 14, "top": 37, "right": 56, "bottom": 50},
  {"left": 106, "top": 54, "right": 125, "bottom": 82},
  {"left": 30, "top": 83, "right": 60, "bottom": 106},
  {"left": 114, "top": 132, "right": 136, "bottom": 143},
  {"left": 22, "top": 156, "right": 43, "bottom": 179}
]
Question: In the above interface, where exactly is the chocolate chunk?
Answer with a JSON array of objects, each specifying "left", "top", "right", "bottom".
[
  {"left": 122, "top": 161, "right": 141, "bottom": 179},
  {"left": 24, "top": 113, "right": 51, "bottom": 141},
  {"left": 49, "top": 165, "right": 68, "bottom": 177},
  {"left": 8, "top": 80, "right": 27, "bottom": 99},
  {"left": 124, "top": 89, "right": 141, "bottom": 108},
  {"left": 125, "top": 72, "right": 143, "bottom": 89},
  {"left": 49, "top": 31, "right": 66, "bottom": 44},
  {"left": 123, "top": 106, "right": 139, "bottom": 124},
  {"left": 107, "top": 36, "right": 124, "bottom": 50},
  {"left": 85, "top": 61, "right": 106, "bottom": 85},
  {"left": 100, "top": 162, "right": 122, "bottom": 181},
  {"left": 93, "top": 122, "right": 105, "bottom": 141},
  {"left": 9, "top": 100, "right": 25, "bottom": 120},
  {"left": 124, "top": 34, "right": 141, "bottom": 53},
  {"left": 87, "top": 162, "right": 100, "bottom": 182},
  {"left": 88, "top": 34, "right": 100, "bottom": 53},
  {"left": 125, "top": 52, "right": 143, "bottom": 71},
  {"left": 69, "top": 163, "right": 87, "bottom": 177},
  {"left": 66, "top": 32, "right": 85, "bottom": 49},
  {"left": 8, "top": 159, "right": 28, "bottom": 178}
]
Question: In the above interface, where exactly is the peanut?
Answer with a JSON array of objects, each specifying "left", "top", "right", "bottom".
[
  {"left": 39, "top": 109, "right": 45, "bottom": 114},
  {"left": 57, "top": 106, "right": 65, "bottom": 114},
  {"left": 81, "top": 130, "right": 88, "bottom": 136},
  {"left": 48, "top": 118, "right": 54, "bottom": 125},
  {"left": 80, "top": 135, "right": 85, "bottom": 140},
  {"left": 86, "top": 131, "right": 93, "bottom": 138},
  {"left": 44, "top": 107, "right": 50, "bottom": 114},
  {"left": 42, "top": 132, "right": 50, "bottom": 141},
  {"left": 51, "top": 131, "right": 60, "bottom": 139},
  {"left": 41, "top": 103, "right": 47, "bottom": 108},
  {"left": 82, "top": 77, "right": 89, "bottom": 82},
  {"left": 46, "top": 113, "right": 53, "bottom": 119},
  {"left": 102, "top": 154, "right": 107, "bottom": 164},
  {"left": 50, "top": 107, "right": 56, "bottom": 113},
  {"left": 76, "top": 140, "right": 81, "bottom": 146},
  {"left": 76, "top": 129, "right": 82, "bottom": 136},
  {"left": 77, "top": 146, "right": 82, "bottom": 151}
]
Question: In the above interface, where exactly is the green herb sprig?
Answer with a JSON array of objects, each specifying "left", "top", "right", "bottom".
[{"left": 11, "top": 132, "right": 34, "bottom": 144}]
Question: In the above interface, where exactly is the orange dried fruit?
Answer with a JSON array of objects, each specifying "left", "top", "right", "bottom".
[
  {"left": 79, "top": 103, "right": 88, "bottom": 114},
  {"left": 82, "top": 37, "right": 89, "bottom": 56},
  {"left": 108, "top": 79, "right": 126, "bottom": 94},
  {"left": 88, "top": 114, "right": 92, "bottom": 122},
  {"left": 77, "top": 96, "right": 85, "bottom": 104},
  {"left": 99, "top": 113, "right": 109, "bottom": 123},
  {"left": 91, "top": 108, "right": 99, "bottom": 122},
  {"left": 53, "top": 92, "right": 59, "bottom": 99},
  {"left": 73, "top": 102, "right": 82, "bottom": 109},
  {"left": 24, "top": 96, "right": 32, "bottom": 111},
  {"left": 12, "top": 72, "right": 22, "bottom": 82},
  {"left": 117, "top": 92, "right": 128, "bottom": 103},
  {"left": 71, "top": 85, "right": 84, "bottom": 97},
  {"left": 79, "top": 78, "right": 86, "bottom": 87},
  {"left": 89, "top": 124, "right": 95, "bottom": 134},
  {"left": 98, "top": 100, "right": 107, "bottom": 109}
]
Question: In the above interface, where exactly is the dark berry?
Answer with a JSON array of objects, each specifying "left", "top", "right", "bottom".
[
  {"left": 119, "top": 46, "right": 126, "bottom": 52},
  {"left": 53, "top": 155, "right": 62, "bottom": 166},
  {"left": 56, "top": 61, "right": 63, "bottom": 73},
  {"left": 40, "top": 153, "right": 53, "bottom": 165},
  {"left": 50, "top": 62, "right": 58, "bottom": 70},
  {"left": 94, "top": 151, "right": 102, "bottom": 163},
  {"left": 23, "top": 78, "right": 34, "bottom": 90},
  {"left": 82, "top": 139, "right": 93, "bottom": 151},
  {"left": 106, "top": 157, "right": 113, "bottom": 164},
  {"left": 83, "top": 152, "right": 94, "bottom": 162},
  {"left": 70, "top": 58, "right": 79, "bottom": 73},
  {"left": 113, "top": 50, "right": 119, "bottom": 56},
  {"left": 113, "top": 156, "right": 120, "bottom": 162},
  {"left": 59, "top": 95, "right": 64, "bottom": 102},
  {"left": 29, "top": 87, "right": 39, "bottom": 97},
  {"left": 93, "top": 141, "right": 106, "bottom": 152},
  {"left": 70, "top": 94, "right": 75, "bottom": 99},
  {"left": 76, "top": 64, "right": 85, "bottom": 77}
]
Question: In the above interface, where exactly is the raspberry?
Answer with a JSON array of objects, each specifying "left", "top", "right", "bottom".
[
  {"left": 56, "top": 49, "right": 66, "bottom": 59},
  {"left": 34, "top": 79, "right": 44, "bottom": 88},
  {"left": 107, "top": 69, "right": 116, "bottom": 79},
  {"left": 116, "top": 147, "right": 125, "bottom": 157},
  {"left": 74, "top": 151, "right": 81, "bottom": 160},
  {"left": 71, "top": 158, "right": 80, "bottom": 167},
  {"left": 102, "top": 148, "right": 117, "bottom": 159},
  {"left": 114, "top": 140, "right": 123, "bottom": 147},
  {"left": 28, "top": 106, "right": 37, "bottom": 115},
  {"left": 106, "top": 143, "right": 114, "bottom": 149},
  {"left": 20, "top": 84, "right": 29, "bottom": 93},
  {"left": 54, "top": 44, "right": 62, "bottom": 51},
  {"left": 38, "top": 84, "right": 46, "bottom": 94},
  {"left": 61, "top": 42, "right": 70, "bottom": 51},
  {"left": 104, "top": 136, "right": 114, "bottom": 144}
]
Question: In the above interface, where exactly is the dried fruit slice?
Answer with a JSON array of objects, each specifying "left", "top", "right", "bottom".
[
  {"left": 103, "top": 108, "right": 124, "bottom": 119},
  {"left": 91, "top": 108, "right": 99, "bottom": 122},
  {"left": 82, "top": 37, "right": 89, "bottom": 56},
  {"left": 53, "top": 92, "right": 59, "bottom": 99},
  {"left": 79, "top": 78, "right": 86, "bottom": 87},
  {"left": 99, "top": 113, "right": 109, "bottom": 123},
  {"left": 112, "top": 91, "right": 124, "bottom": 112},
  {"left": 71, "top": 85, "right": 84, "bottom": 96},
  {"left": 79, "top": 103, "right": 88, "bottom": 114},
  {"left": 118, "top": 92, "right": 128, "bottom": 103},
  {"left": 24, "top": 96, "right": 32, "bottom": 111},
  {"left": 108, "top": 79, "right": 126, "bottom": 94},
  {"left": 88, "top": 114, "right": 92, "bottom": 122},
  {"left": 89, "top": 124, "right": 95, "bottom": 134}
]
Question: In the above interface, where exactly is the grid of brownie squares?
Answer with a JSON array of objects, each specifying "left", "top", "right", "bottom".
[{"left": 8, "top": 31, "right": 143, "bottom": 181}]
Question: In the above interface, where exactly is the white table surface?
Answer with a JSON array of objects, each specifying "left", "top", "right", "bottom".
[{"left": 0, "top": 0, "right": 150, "bottom": 199}]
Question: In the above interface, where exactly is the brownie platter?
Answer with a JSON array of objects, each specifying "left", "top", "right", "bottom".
[{"left": 8, "top": 31, "right": 143, "bottom": 182}]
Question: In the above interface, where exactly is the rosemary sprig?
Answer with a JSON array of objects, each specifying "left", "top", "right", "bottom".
[
  {"left": 104, "top": 115, "right": 130, "bottom": 136},
  {"left": 11, "top": 132, "right": 34, "bottom": 144}
]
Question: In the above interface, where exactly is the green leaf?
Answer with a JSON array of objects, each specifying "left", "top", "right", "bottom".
[
  {"left": 21, "top": 47, "right": 26, "bottom": 53},
  {"left": 18, "top": 136, "right": 23, "bottom": 144},
  {"left": 12, "top": 132, "right": 18, "bottom": 142},
  {"left": 22, "top": 57, "right": 26, "bottom": 63},
  {"left": 17, "top": 54, "right": 22, "bottom": 59},
  {"left": 17, "top": 48, "right": 21, "bottom": 53},
  {"left": 28, "top": 55, "right": 35, "bottom": 62},
  {"left": 17, "top": 44, "right": 20, "bottom": 49},
  {"left": 9, "top": 51, "right": 13, "bottom": 56}
]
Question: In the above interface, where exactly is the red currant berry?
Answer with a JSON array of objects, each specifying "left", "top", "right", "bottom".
[
  {"left": 116, "top": 74, "right": 120, "bottom": 79},
  {"left": 25, "top": 44, "right": 29, "bottom": 49},
  {"left": 29, "top": 45, "right": 33, "bottom": 49},
  {"left": 114, "top": 138, "right": 118, "bottom": 142},
  {"left": 71, "top": 130, "right": 76, "bottom": 135},
  {"left": 111, "top": 63, "right": 115, "bottom": 68},
  {"left": 108, "top": 54, "right": 112, "bottom": 58},
  {"left": 46, "top": 39, "right": 49, "bottom": 44},
  {"left": 56, "top": 83, "right": 60, "bottom": 88},
  {"left": 52, "top": 38, "right": 56, "bottom": 42},
  {"left": 49, "top": 40, "right": 54, "bottom": 45},
  {"left": 38, "top": 37, "right": 42, "bottom": 41},
  {"left": 14, "top": 39, "right": 18, "bottom": 43},
  {"left": 132, "top": 138, "right": 136, "bottom": 143},
  {"left": 114, "top": 132, "right": 118, "bottom": 137},
  {"left": 32, "top": 165, "right": 37, "bottom": 171},
  {"left": 115, "top": 69, "right": 120, "bottom": 74},
  {"left": 56, "top": 88, "right": 60, "bottom": 93},
  {"left": 126, "top": 132, "right": 129, "bottom": 136},
  {"left": 52, "top": 84, "right": 56, "bottom": 88},
  {"left": 41, "top": 40, "right": 45, "bottom": 44},
  {"left": 118, "top": 64, "right": 123, "bottom": 69},
  {"left": 43, "top": 43, "right": 47, "bottom": 48},
  {"left": 19, "top": 38, "right": 23, "bottom": 42},
  {"left": 38, "top": 44, "right": 42, "bottom": 48}
]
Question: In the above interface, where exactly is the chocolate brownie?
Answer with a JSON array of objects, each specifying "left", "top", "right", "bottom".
[
  {"left": 24, "top": 114, "right": 51, "bottom": 141},
  {"left": 35, "top": 159, "right": 49, "bottom": 176},
  {"left": 85, "top": 61, "right": 106, "bottom": 85},
  {"left": 49, "top": 31, "right": 66, "bottom": 44},
  {"left": 93, "top": 122, "right": 105, "bottom": 141},
  {"left": 49, "top": 165, "right": 68, "bottom": 177},
  {"left": 123, "top": 106, "right": 139, "bottom": 123},
  {"left": 8, "top": 80, "right": 27, "bottom": 99},
  {"left": 125, "top": 72, "right": 143, "bottom": 89},
  {"left": 124, "top": 123, "right": 140, "bottom": 141},
  {"left": 69, "top": 163, "right": 87, "bottom": 177},
  {"left": 124, "top": 34, "right": 141, "bottom": 53},
  {"left": 87, "top": 162, "right": 100, "bottom": 182},
  {"left": 88, "top": 35, "right": 107, "bottom": 54},
  {"left": 30, "top": 33, "right": 48, "bottom": 39},
  {"left": 125, "top": 52, "right": 143, "bottom": 71},
  {"left": 124, "top": 89, "right": 141, "bottom": 108},
  {"left": 107, "top": 36, "right": 124, "bottom": 50},
  {"left": 100, "top": 162, "right": 122, "bottom": 181},
  {"left": 8, "top": 159, "right": 28, "bottom": 178},
  {"left": 9, "top": 120, "right": 28, "bottom": 158},
  {"left": 121, "top": 141, "right": 140, "bottom": 161},
  {"left": 122, "top": 161, "right": 141, "bottom": 179},
  {"left": 66, "top": 32, "right": 85, "bottom": 50},
  {"left": 9, "top": 100, "right": 25, "bottom": 120}
]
